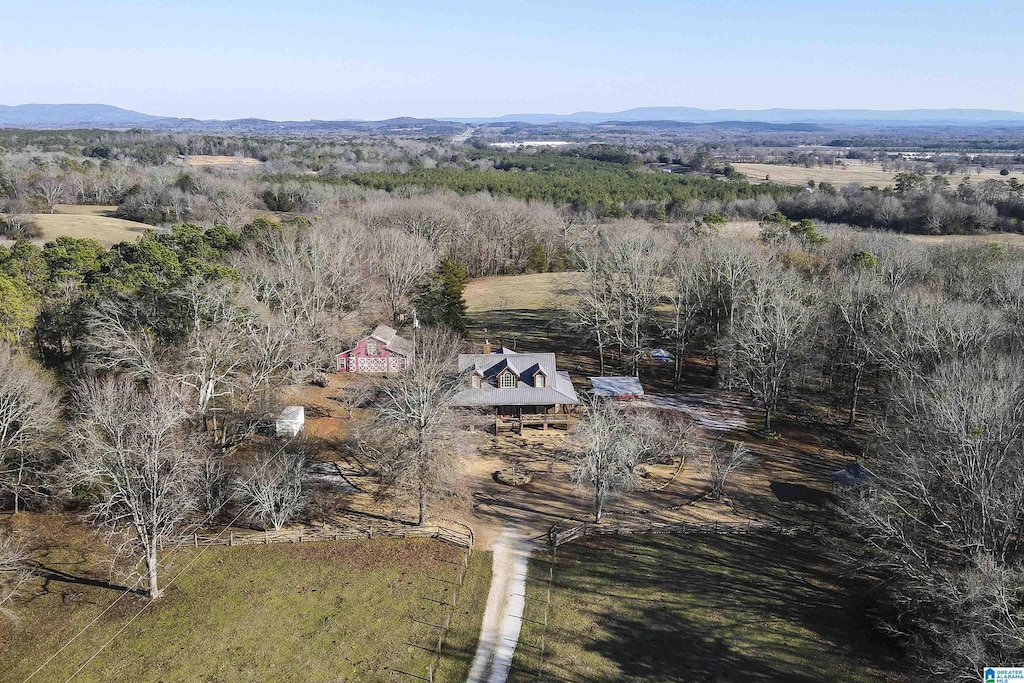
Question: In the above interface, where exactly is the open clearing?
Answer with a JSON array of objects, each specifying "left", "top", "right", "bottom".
[
  {"left": 1, "top": 513, "right": 490, "bottom": 683},
  {"left": 510, "top": 534, "right": 903, "bottom": 682},
  {"left": 3, "top": 205, "right": 151, "bottom": 247},
  {"left": 733, "top": 160, "right": 1019, "bottom": 188},
  {"left": 185, "top": 154, "right": 264, "bottom": 168}
]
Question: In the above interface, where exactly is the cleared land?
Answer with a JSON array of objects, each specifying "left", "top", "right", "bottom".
[
  {"left": 733, "top": 160, "right": 1018, "bottom": 188},
  {"left": 185, "top": 154, "right": 264, "bottom": 167},
  {"left": 4, "top": 205, "right": 151, "bottom": 247},
  {"left": 511, "top": 534, "right": 903, "bottom": 683},
  {"left": 1, "top": 513, "right": 490, "bottom": 683}
]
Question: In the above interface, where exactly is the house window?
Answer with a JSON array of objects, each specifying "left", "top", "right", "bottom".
[
  {"left": 366, "top": 339, "right": 378, "bottom": 356},
  {"left": 338, "top": 357, "right": 347, "bottom": 370},
  {"left": 535, "top": 374, "right": 546, "bottom": 388},
  {"left": 499, "top": 372, "right": 516, "bottom": 388}
]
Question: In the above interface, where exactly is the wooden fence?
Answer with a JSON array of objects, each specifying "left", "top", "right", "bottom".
[
  {"left": 174, "top": 521, "right": 473, "bottom": 551},
  {"left": 548, "top": 518, "right": 822, "bottom": 547}
]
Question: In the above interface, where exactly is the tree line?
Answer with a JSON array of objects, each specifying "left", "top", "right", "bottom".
[{"left": 564, "top": 215, "right": 1024, "bottom": 677}]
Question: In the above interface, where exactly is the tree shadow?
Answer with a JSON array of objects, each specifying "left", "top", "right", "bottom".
[
  {"left": 543, "top": 534, "right": 905, "bottom": 682},
  {"left": 30, "top": 561, "right": 142, "bottom": 595},
  {"left": 769, "top": 481, "right": 834, "bottom": 506}
]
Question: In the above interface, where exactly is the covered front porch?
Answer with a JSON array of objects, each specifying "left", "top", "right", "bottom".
[{"left": 493, "top": 404, "right": 573, "bottom": 434}]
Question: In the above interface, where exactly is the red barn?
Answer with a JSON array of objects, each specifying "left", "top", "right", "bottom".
[{"left": 336, "top": 324, "right": 414, "bottom": 373}]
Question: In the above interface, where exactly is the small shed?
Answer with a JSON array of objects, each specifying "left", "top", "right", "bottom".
[
  {"left": 589, "top": 376, "right": 645, "bottom": 400},
  {"left": 831, "top": 463, "right": 876, "bottom": 491},
  {"left": 276, "top": 406, "right": 305, "bottom": 437}
]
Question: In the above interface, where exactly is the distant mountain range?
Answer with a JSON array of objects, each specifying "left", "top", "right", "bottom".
[
  {"left": 3, "top": 103, "right": 1024, "bottom": 131},
  {"left": 447, "top": 106, "right": 1024, "bottom": 125},
  {"left": 0, "top": 104, "right": 466, "bottom": 133}
]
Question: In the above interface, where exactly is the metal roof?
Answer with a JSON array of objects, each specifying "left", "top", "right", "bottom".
[
  {"left": 831, "top": 463, "right": 876, "bottom": 487},
  {"left": 370, "top": 324, "right": 414, "bottom": 357},
  {"left": 454, "top": 352, "right": 580, "bottom": 406},
  {"left": 589, "top": 376, "right": 645, "bottom": 397}
]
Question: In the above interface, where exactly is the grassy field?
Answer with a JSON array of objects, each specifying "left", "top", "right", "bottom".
[
  {"left": 1, "top": 514, "right": 490, "bottom": 682},
  {"left": 5, "top": 205, "right": 152, "bottom": 248},
  {"left": 733, "top": 161, "right": 1018, "bottom": 188},
  {"left": 510, "top": 534, "right": 903, "bottom": 683},
  {"left": 186, "top": 155, "right": 264, "bottom": 168}
]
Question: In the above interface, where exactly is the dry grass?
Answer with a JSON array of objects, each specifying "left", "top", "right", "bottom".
[
  {"left": 511, "top": 534, "right": 904, "bottom": 683},
  {"left": 3, "top": 205, "right": 151, "bottom": 248},
  {"left": 464, "top": 271, "right": 581, "bottom": 315},
  {"left": 185, "top": 154, "right": 264, "bottom": 168},
  {"left": 0, "top": 513, "right": 489, "bottom": 683},
  {"left": 734, "top": 160, "right": 1019, "bottom": 188}
]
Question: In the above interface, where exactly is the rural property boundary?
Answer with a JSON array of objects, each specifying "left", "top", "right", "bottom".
[
  {"left": 173, "top": 521, "right": 474, "bottom": 550},
  {"left": 546, "top": 518, "right": 824, "bottom": 547}
]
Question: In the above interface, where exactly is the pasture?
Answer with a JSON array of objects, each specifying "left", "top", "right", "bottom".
[
  {"left": 185, "top": 154, "right": 264, "bottom": 168},
  {"left": 733, "top": 160, "right": 1018, "bottom": 188},
  {"left": 511, "top": 534, "right": 903, "bottom": 683},
  {"left": 3, "top": 205, "right": 151, "bottom": 248},
  {"left": 0, "top": 513, "right": 490, "bottom": 683}
]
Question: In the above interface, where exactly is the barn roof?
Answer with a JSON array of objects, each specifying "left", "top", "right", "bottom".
[
  {"left": 336, "top": 324, "right": 414, "bottom": 358},
  {"left": 370, "top": 324, "right": 414, "bottom": 357},
  {"left": 454, "top": 352, "right": 579, "bottom": 406},
  {"left": 589, "top": 376, "right": 645, "bottom": 397}
]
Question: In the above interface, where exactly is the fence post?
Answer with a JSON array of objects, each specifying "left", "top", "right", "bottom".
[
  {"left": 229, "top": 532, "right": 234, "bottom": 547},
  {"left": 194, "top": 533, "right": 198, "bottom": 548},
  {"left": 264, "top": 530, "right": 268, "bottom": 545},
  {"left": 369, "top": 524, "right": 374, "bottom": 540}
]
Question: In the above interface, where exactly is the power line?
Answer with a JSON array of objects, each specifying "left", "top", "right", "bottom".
[{"left": 23, "top": 437, "right": 296, "bottom": 682}]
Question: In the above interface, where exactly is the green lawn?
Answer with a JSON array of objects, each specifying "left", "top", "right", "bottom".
[
  {"left": 1, "top": 530, "right": 490, "bottom": 683},
  {"left": 510, "top": 534, "right": 905, "bottom": 683}
]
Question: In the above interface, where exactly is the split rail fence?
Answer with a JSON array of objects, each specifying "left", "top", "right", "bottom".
[
  {"left": 547, "top": 518, "right": 823, "bottom": 547},
  {"left": 173, "top": 522, "right": 473, "bottom": 550}
]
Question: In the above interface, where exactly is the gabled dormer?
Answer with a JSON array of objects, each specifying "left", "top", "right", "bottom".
[
  {"left": 533, "top": 367, "right": 548, "bottom": 388},
  {"left": 496, "top": 367, "right": 519, "bottom": 389},
  {"left": 471, "top": 368, "right": 484, "bottom": 389}
]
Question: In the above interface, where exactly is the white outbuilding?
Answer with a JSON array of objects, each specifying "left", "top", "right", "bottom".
[{"left": 275, "top": 406, "right": 305, "bottom": 437}]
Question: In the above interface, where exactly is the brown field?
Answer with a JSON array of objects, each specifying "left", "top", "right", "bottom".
[
  {"left": 733, "top": 160, "right": 1019, "bottom": 188},
  {"left": 185, "top": 154, "right": 264, "bottom": 168},
  {"left": 2, "top": 205, "right": 152, "bottom": 248},
  {"left": 718, "top": 220, "right": 1024, "bottom": 248}
]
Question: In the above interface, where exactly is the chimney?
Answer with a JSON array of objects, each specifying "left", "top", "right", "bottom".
[{"left": 482, "top": 338, "right": 492, "bottom": 354}]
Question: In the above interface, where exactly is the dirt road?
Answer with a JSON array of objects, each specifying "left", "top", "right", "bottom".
[{"left": 465, "top": 527, "right": 531, "bottom": 683}]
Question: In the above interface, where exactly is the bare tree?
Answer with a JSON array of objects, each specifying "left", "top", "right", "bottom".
[
  {"left": 728, "top": 271, "right": 813, "bottom": 432},
  {"left": 0, "top": 344, "right": 60, "bottom": 513},
  {"left": 840, "top": 355, "right": 1024, "bottom": 678},
  {"left": 360, "top": 327, "right": 466, "bottom": 525},
  {"left": 699, "top": 440, "right": 753, "bottom": 500},
  {"left": 234, "top": 445, "right": 308, "bottom": 531},
  {"left": 568, "top": 400, "right": 689, "bottom": 521},
  {"left": 0, "top": 532, "right": 31, "bottom": 622},
  {"left": 334, "top": 374, "right": 378, "bottom": 418},
  {"left": 600, "top": 224, "right": 671, "bottom": 377},
  {"left": 569, "top": 242, "right": 616, "bottom": 375},
  {"left": 367, "top": 228, "right": 438, "bottom": 323},
  {"left": 664, "top": 243, "right": 712, "bottom": 389},
  {"left": 67, "top": 376, "right": 203, "bottom": 600},
  {"left": 34, "top": 177, "right": 66, "bottom": 214}
]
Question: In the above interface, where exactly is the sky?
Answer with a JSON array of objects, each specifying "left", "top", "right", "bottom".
[{"left": 1, "top": 0, "right": 1022, "bottom": 120}]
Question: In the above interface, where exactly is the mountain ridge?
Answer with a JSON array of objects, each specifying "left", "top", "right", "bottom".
[{"left": 3, "top": 103, "right": 1024, "bottom": 130}]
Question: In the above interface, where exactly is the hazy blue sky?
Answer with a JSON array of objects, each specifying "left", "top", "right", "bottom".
[{"left": 2, "top": 0, "right": 1021, "bottom": 119}]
